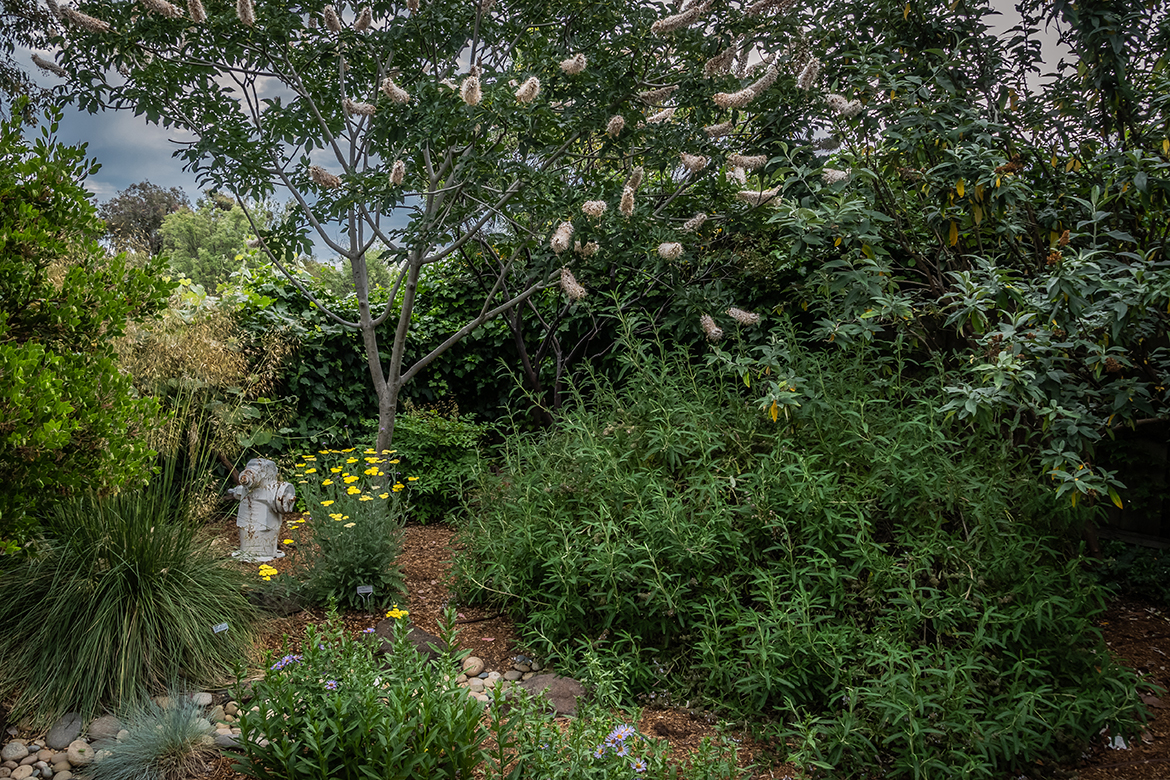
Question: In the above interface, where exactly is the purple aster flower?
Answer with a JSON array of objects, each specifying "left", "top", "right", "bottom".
[
  {"left": 325, "top": 679, "right": 339, "bottom": 690},
  {"left": 592, "top": 744, "right": 607, "bottom": 759},
  {"left": 631, "top": 757, "right": 648, "bottom": 773}
]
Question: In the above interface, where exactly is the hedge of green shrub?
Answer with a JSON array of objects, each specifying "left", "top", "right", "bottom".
[{"left": 456, "top": 336, "right": 1147, "bottom": 778}]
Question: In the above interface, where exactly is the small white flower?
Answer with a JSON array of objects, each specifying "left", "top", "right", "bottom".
[
  {"left": 354, "top": 6, "right": 372, "bottom": 30},
  {"left": 391, "top": 159, "right": 406, "bottom": 185},
  {"left": 826, "top": 93, "right": 862, "bottom": 118},
  {"left": 735, "top": 187, "right": 779, "bottom": 206},
  {"left": 704, "top": 120, "right": 734, "bottom": 138},
  {"left": 680, "top": 153, "right": 708, "bottom": 172},
  {"left": 31, "top": 53, "right": 68, "bottom": 78},
  {"left": 625, "top": 167, "right": 644, "bottom": 191},
  {"left": 700, "top": 314, "right": 724, "bottom": 342},
  {"left": 606, "top": 115, "right": 625, "bottom": 138},
  {"left": 344, "top": 98, "right": 376, "bottom": 116},
  {"left": 796, "top": 58, "right": 821, "bottom": 90},
  {"left": 139, "top": 0, "right": 182, "bottom": 19},
  {"left": 713, "top": 88, "right": 756, "bottom": 109},
  {"left": 727, "top": 153, "right": 766, "bottom": 170},
  {"left": 188, "top": 0, "right": 206, "bottom": 22},
  {"left": 236, "top": 0, "right": 254, "bottom": 25},
  {"left": 822, "top": 168, "right": 850, "bottom": 184},
  {"left": 310, "top": 165, "right": 343, "bottom": 190},
  {"left": 381, "top": 78, "right": 411, "bottom": 104},
  {"left": 703, "top": 43, "right": 738, "bottom": 78},
  {"left": 582, "top": 200, "right": 607, "bottom": 218},
  {"left": 683, "top": 212, "right": 707, "bottom": 232},
  {"left": 560, "top": 53, "right": 587, "bottom": 75},
  {"left": 324, "top": 5, "right": 341, "bottom": 32},
  {"left": 515, "top": 76, "right": 541, "bottom": 104},
  {"left": 651, "top": 0, "right": 711, "bottom": 34},
  {"left": 727, "top": 307, "right": 760, "bottom": 326},
  {"left": 550, "top": 221, "right": 574, "bottom": 254},
  {"left": 460, "top": 75, "right": 482, "bottom": 106},
  {"left": 619, "top": 186, "right": 635, "bottom": 218},
  {"left": 725, "top": 167, "right": 747, "bottom": 184},
  {"left": 638, "top": 85, "right": 678, "bottom": 104},
  {"left": 560, "top": 267, "right": 587, "bottom": 300},
  {"left": 574, "top": 240, "right": 599, "bottom": 257},
  {"left": 645, "top": 107, "right": 676, "bottom": 124},
  {"left": 658, "top": 242, "right": 683, "bottom": 260}
]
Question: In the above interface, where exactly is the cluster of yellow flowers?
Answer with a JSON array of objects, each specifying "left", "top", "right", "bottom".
[
  {"left": 258, "top": 564, "right": 279, "bottom": 581},
  {"left": 385, "top": 604, "right": 409, "bottom": 620},
  {"left": 290, "top": 447, "right": 420, "bottom": 529}
]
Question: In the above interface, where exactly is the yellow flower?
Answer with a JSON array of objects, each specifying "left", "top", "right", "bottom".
[
  {"left": 304, "top": 456, "right": 316, "bottom": 461},
  {"left": 318, "top": 450, "right": 330, "bottom": 454},
  {"left": 321, "top": 500, "right": 335, "bottom": 506},
  {"left": 305, "top": 468, "right": 317, "bottom": 474},
  {"left": 298, "top": 480, "right": 307, "bottom": 484},
  {"left": 385, "top": 605, "right": 409, "bottom": 620},
  {"left": 344, "top": 475, "right": 360, "bottom": 484},
  {"left": 322, "top": 479, "right": 333, "bottom": 485},
  {"left": 344, "top": 522, "right": 356, "bottom": 528},
  {"left": 262, "top": 576, "right": 272, "bottom": 581},
  {"left": 389, "top": 459, "right": 400, "bottom": 464},
  {"left": 329, "top": 513, "right": 344, "bottom": 520},
  {"left": 295, "top": 463, "right": 306, "bottom": 467},
  {"left": 365, "top": 456, "right": 383, "bottom": 463},
  {"left": 377, "top": 471, "right": 385, "bottom": 476},
  {"left": 359, "top": 495, "right": 373, "bottom": 502},
  {"left": 364, "top": 467, "right": 379, "bottom": 476},
  {"left": 282, "top": 538, "right": 294, "bottom": 544},
  {"left": 347, "top": 486, "right": 361, "bottom": 495},
  {"left": 346, "top": 457, "right": 358, "bottom": 464},
  {"left": 381, "top": 449, "right": 396, "bottom": 454},
  {"left": 342, "top": 447, "right": 356, "bottom": 453},
  {"left": 393, "top": 483, "right": 405, "bottom": 492},
  {"left": 365, "top": 448, "right": 377, "bottom": 454},
  {"left": 379, "top": 493, "right": 390, "bottom": 499},
  {"left": 331, "top": 467, "right": 343, "bottom": 473},
  {"left": 407, "top": 476, "right": 419, "bottom": 482}
]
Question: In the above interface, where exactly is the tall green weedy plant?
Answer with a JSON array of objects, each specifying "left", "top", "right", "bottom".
[{"left": 457, "top": 328, "right": 1148, "bottom": 778}]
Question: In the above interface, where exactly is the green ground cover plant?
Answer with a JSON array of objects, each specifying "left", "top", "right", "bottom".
[
  {"left": 456, "top": 329, "right": 1149, "bottom": 778},
  {"left": 291, "top": 446, "right": 408, "bottom": 610},
  {"left": 236, "top": 607, "right": 484, "bottom": 780},
  {"left": 0, "top": 450, "right": 257, "bottom": 727}
]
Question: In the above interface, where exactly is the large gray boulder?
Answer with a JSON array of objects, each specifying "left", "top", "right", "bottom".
[
  {"left": 46, "top": 712, "right": 83, "bottom": 750},
  {"left": 513, "top": 674, "right": 587, "bottom": 717},
  {"left": 371, "top": 620, "right": 447, "bottom": 664}
]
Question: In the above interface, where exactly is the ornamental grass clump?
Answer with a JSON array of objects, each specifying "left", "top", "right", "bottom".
[
  {"left": 84, "top": 691, "right": 217, "bottom": 780},
  {"left": 293, "top": 446, "right": 407, "bottom": 610},
  {"left": 0, "top": 448, "right": 256, "bottom": 728}
]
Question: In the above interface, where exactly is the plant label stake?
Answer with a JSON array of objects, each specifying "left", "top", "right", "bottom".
[
  {"left": 357, "top": 585, "right": 373, "bottom": 611},
  {"left": 212, "top": 622, "right": 229, "bottom": 634}
]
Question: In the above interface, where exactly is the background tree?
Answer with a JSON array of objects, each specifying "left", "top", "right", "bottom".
[
  {"left": 0, "top": 103, "right": 171, "bottom": 545},
  {"left": 99, "top": 179, "right": 189, "bottom": 255},
  {"left": 159, "top": 193, "right": 271, "bottom": 289}
]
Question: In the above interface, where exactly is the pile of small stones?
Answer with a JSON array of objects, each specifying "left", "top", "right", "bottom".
[
  {"left": 0, "top": 692, "right": 245, "bottom": 779},
  {"left": 456, "top": 654, "right": 543, "bottom": 704}
]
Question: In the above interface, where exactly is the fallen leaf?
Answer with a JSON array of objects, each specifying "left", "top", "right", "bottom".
[{"left": 1141, "top": 694, "right": 1166, "bottom": 709}]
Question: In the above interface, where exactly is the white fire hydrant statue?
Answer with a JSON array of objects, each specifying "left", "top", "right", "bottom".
[{"left": 229, "top": 458, "right": 296, "bottom": 562}]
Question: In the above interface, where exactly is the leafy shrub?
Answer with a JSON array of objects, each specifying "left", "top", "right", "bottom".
[
  {"left": 1091, "top": 540, "right": 1170, "bottom": 605},
  {"left": 236, "top": 609, "right": 484, "bottom": 780},
  {"left": 0, "top": 104, "right": 170, "bottom": 545},
  {"left": 293, "top": 447, "right": 406, "bottom": 610},
  {"left": 457, "top": 335, "right": 1147, "bottom": 778},
  {"left": 368, "top": 403, "right": 488, "bottom": 524},
  {"left": 0, "top": 454, "right": 257, "bottom": 727},
  {"left": 86, "top": 691, "right": 217, "bottom": 780}
]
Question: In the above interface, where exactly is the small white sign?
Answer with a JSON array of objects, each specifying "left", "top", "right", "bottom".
[
  {"left": 212, "top": 622, "right": 229, "bottom": 634},
  {"left": 356, "top": 585, "right": 374, "bottom": 595}
]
